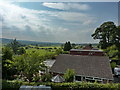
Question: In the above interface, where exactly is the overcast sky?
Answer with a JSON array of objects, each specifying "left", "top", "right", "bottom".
[{"left": 0, "top": 1, "right": 118, "bottom": 43}]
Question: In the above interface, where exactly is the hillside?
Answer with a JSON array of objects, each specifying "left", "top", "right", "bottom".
[{"left": 0, "top": 38, "right": 62, "bottom": 46}]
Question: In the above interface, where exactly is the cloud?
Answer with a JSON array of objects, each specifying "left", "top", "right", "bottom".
[
  {"left": 0, "top": 2, "right": 53, "bottom": 32},
  {"left": 53, "top": 12, "right": 96, "bottom": 25},
  {"left": 43, "top": 2, "right": 90, "bottom": 11},
  {"left": 0, "top": 2, "right": 97, "bottom": 43}
]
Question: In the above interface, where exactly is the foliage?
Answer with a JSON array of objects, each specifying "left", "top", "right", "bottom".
[
  {"left": 17, "top": 47, "right": 26, "bottom": 55},
  {"left": 55, "top": 48, "right": 63, "bottom": 55},
  {"left": 2, "top": 80, "right": 22, "bottom": 89},
  {"left": 92, "top": 21, "right": 120, "bottom": 61},
  {"left": 8, "top": 38, "right": 21, "bottom": 54},
  {"left": 63, "top": 41, "right": 72, "bottom": 51},
  {"left": 111, "top": 62, "right": 117, "bottom": 69},
  {"left": 12, "top": 52, "right": 46, "bottom": 81},
  {"left": 2, "top": 46, "right": 17, "bottom": 79},
  {"left": 92, "top": 21, "right": 117, "bottom": 49},
  {"left": 2, "top": 80, "right": 120, "bottom": 89},
  {"left": 64, "top": 69, "right": 75, "bottom": 82},
  {"left": 74, "top": 45, "right": 83, "bottom": 49},
  {"left": 2, "top": 46, "right": 13, "bottom": 60},
  {"left": 105, "top": 45, "right": 119, "bottom": 60},
  {"left": 32, "top": 73, "right": 41, "bottom": 82},
  {"left": 26, "top": 48, "right": 56, "bottom": 59},
  {"left": 62, "top": 51, "right": 69, "bottom": 54},
  {"left": 41, "top": 73, "right": 52, "bottom": 82},
  {"left": 71, "top": 43, "right": 76, "bottom": 48}
]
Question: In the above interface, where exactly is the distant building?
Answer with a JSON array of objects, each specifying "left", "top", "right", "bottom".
[
  {"left": 70, "top": 49, "right": 105, "bottom": 56},
  {"left": 82, "top": 44, "right": 93, "bottom": 50},
  {"left": 70, "top": 45, "right": 105, "bottom": 56}
]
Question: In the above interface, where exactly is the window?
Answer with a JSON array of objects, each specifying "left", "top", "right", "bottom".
[
  {"left": 75, "top": 76, "right": 81, "bottom": 81},
  {"left": 85, "top": 77, "right": 93, "bottom": 80},
  {"left": 94, "top": 78, "right": 102, "bottom": 81},
  {"left": 88, "top": 52, "right": 93, "bottom": 55}
]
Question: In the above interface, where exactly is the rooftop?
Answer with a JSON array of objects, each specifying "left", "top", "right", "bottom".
[
  {"left": 70, "top": 49, "right": 103, "bottom": 52},
  {"left": 50, "top": 54, "right": 113, "bottom": 80},
  {"left": 44, "top": 60, "right": 56, "bottom": 67}
]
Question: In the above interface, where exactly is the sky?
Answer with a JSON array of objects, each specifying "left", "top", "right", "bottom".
[{"left": 0, "top": 1, "right": 118, "bottom": 43}]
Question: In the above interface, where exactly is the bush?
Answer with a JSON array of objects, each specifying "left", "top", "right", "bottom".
[
  {"left": 41, "top": 73, "right": 52, "bottom": 82},
  {"left": 64, "top": 69, "right": 75, "bottom": 82},
  {"left": 2, "top": 80, "right": 22, "bottom": 89},
  {"left": 111, "top": 62, "right": 117, "bottom": 69},
  {"left": 2, "top": 80, "right": 120, "bottom": 89}
]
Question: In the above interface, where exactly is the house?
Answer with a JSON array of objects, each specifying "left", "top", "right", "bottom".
[
  {"left": 70, "top": 44, "right": 105, "bottom": 56},
  {"left": 82, "top": 44, "right": 93, "bottom": 50},
  {"left": 50, "top": 54, "right": 113, "bottom": 83},
  {"left": 70, "top": 49, "right": 105, "bottom": 56}
]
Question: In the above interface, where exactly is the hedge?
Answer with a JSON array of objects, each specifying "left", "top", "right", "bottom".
[{"left": 2, "top": 80, "right": 120, "bottom": 90}]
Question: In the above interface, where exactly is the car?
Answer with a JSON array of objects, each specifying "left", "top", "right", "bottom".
[{"left": 114, "top": 67, "right": 120, "bottom": 76}]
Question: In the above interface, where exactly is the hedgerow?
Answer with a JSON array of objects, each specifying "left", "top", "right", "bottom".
[{"left": 2, "top": 80, "right": 120, "bottom": 90}]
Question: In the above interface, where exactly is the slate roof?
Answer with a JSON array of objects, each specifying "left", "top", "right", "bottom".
[{"left": 50, "top": 54, "right": 113, "bottom": 80}]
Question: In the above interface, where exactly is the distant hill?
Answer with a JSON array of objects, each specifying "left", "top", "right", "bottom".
[
  {"left": 0, "top": 38, "right": 98, "bottom": 47},
  {"left": 0, "top": 38, "right": 63, "bottom": 46}
]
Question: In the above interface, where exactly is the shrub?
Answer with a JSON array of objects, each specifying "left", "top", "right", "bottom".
[
  {"left": 41, "top": 73, "right": 52, "bottom": 82},
  {"left": 2, "top": 80, "right": 120, "bottom": 90},
  {"left": 64, "top": 69, "right": 75, "bottom": 82},
  {"left": 111, "top": 62, "right": 117, "bottom": 68},
  {"left": 2, "top": 80, "right": 22, "bottom": 89}
]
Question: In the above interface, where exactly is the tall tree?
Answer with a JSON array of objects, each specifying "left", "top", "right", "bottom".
[
  {"left": 2, "top": 47, "right": 16, "bottom": 79},
  {"left": 116, "top": 26, "right": 120, "bottom": 45},
  {"left": 92, "top": 21, "right": 120, "bottom": 61},
  {"left": 67, "top": 41, "right": 72, "bottom": 50},
  {"left": 2, "top": 47, "right": 13, "bottom": 60},
  {"left": 63, "top": 41, "right": 72, "bottom": 51},
  {"left": 92, "top": 21, "right": 116, "bottom": 49},
  {"left": 9, "top": 38, "right": 20, "bottom": 54}
]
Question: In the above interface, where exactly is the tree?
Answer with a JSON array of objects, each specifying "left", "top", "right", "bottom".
[
  {"left": 63, "top": 41, "right": 72, "bottom": 51},
  {"left": 111, "top": 62, "right": 117, "bottom": 73},
  {"left": 111, "top": 62, "right": 117, "bottom": 69},
  {"left": 116, "top": 26, "right": 120, "bottom": 44},
  {"left": 9, "top": 39, "right": 21, "bottom": 54},
  {"left": 88, "top": 44, "right": 92, "bottom": 47},
  {"left": 92, "top": 21, "right": 120, "bottom": 62},
  {"left": 41, "top": 73, "right": 52, "bottom": 82},
  {"left": 92, "top": 21, "right": 116, "bottom": 49},
  {"left": 17, "top": 47, "right": 26, "bottom": 55},
  {"left": 12, "top": 52, "right": 46, "bottom": 81},
  {"left": 2, "top": 47, "right": 13, "bottom": 60},
  {"left": 64, "top": 69, "right": 75, "bottom": 82},
  {"left": 2, "top": 47, "right": 16, "bottom": 79},
  {"left": 105, "top": 45, "right": 119, "bottom": 60},
  {"left": 71, "top": 43, "right": 76, "bottom": 49},
  {"left": 55, "top": 48, "right": 63, "bottom": 55},
  {"left": 116, "top": 26, "right": 120, "bottom": 61}
]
